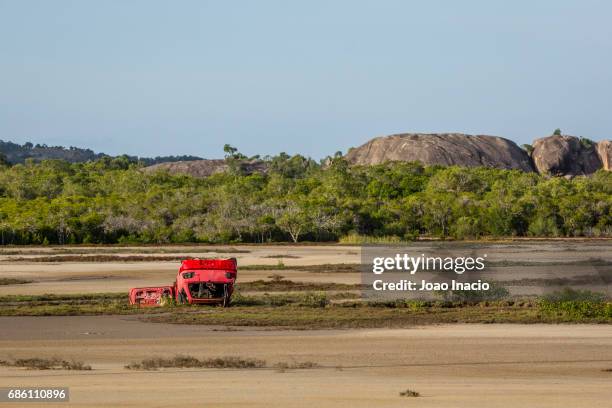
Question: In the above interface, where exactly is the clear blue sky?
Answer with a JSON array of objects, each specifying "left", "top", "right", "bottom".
[{"left": 1, "top": 0, "right": 611, "bottom": 159}]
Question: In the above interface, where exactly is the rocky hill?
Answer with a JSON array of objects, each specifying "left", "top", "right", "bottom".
[
  {"left": 597, "top": 140, "right": 612, "bottom": 171},
  {"left": 345, "top": 133, "right": 535, "bottom": 172},
  {"left": 4, "top": 133, "right": 611, "bottom": 178},
  {"left": 142, "top": 159, "right": 268, "bottom": 177},
  {"left": 531, "top": 135, "right": 602, "bottom": 176},
  {"left": 143, "top": 133, "right": 611, "bottom": 178},
  {"left": 345, "top": 132, "right": 611, "bottom": 177}
]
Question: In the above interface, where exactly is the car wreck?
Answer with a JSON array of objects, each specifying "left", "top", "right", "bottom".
[{"left": 129, "top": 258, "right": 237, "bottom": 307}]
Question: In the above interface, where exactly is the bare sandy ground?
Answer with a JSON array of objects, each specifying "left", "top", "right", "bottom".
[
  {"left": 1, "top": 243, "right": 611, "bottom": 406},
  {"left": 0, "top": 318, "right": 611, "bottom": 407},
  {"left": 0, "top": 245, "right": 360, "bottom": 294}
]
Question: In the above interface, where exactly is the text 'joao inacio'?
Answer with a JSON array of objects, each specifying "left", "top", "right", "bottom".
[{"left": 371, "top": 253, "right": 490, "bottom": 291}]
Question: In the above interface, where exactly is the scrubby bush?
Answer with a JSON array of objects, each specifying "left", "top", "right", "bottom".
[
  {"left": 539, "top": 288, "right": 611, "bottom": 319},
  {"left": 0, "top": 157, "right": 609, "bottom": 243}
]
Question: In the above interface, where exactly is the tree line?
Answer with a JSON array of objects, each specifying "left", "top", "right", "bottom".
[{"left": 0, "top": 154, "right": 610, "bottom": 244}]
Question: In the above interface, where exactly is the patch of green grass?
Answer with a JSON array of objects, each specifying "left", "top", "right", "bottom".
[
  {"left": 0, "top": 291, "right": 348, "bottom": 316},
  {"left": 538, "top": 288, "right": 612, "bottom": 320},
  {"left": 0, "top": 293, "right": 150, "bottom": 316},
  {"left": 339, "top": 233, "right": 410, "bottom": 244},
  {"left": 539, "top": 300, "right": 612, "bottom": 320},
  {"left": 0, "top": 358, "right": 91, "bottom": 370},
  {"left": 232, "top": 291, "right": 331, "bottom": 307},
  {"left": 237, "top": 277, "right": 360, "bottom": 292},
  {"left": 146, "top": 301, "right": 551, "bottom": 329},
  {"left": 3, "top": 291, "right": 610, "bottom": 327}
]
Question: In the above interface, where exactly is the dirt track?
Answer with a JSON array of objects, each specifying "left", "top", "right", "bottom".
[{"left": 1, "top": 318, "right": 611, "bottom": 407}]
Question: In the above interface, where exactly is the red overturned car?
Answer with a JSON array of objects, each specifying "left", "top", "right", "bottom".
[{"left": 129, "top": 258, "right": 237, "bottom": 307}]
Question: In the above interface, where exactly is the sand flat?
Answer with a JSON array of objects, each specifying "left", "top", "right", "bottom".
[
  {"left": 1, "top": 319, "right": 611, "bottom": 407},
  {"left": 1, "top": 241, "right": 611, "bottom": 295}
]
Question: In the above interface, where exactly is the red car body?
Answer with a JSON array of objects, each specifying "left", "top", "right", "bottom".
[
  {"left": 174, "top": 258, "right": 237, "bottom": 306},
  {"left": 129, "top": 286, "right": 174, "bottom": 307},
  {"left": 129, "top": 258, "right": 237, "bottom": 307}
]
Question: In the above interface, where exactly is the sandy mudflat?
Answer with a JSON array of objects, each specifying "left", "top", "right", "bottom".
[
  {"left": 1, "top": 241, "right": 611, "bottom": 295},
  {"left": 0, "top": 242, "right": 611, "bottom": 406},
  {"left": 0, "top": 245, "right": 361, "bottom": 294},
  {"left": 0, "top": 319, "right": 611, "bottom": 407}
]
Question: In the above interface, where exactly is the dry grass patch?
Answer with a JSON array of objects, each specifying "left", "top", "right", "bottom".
[
  {"left": 240, "top": 263, "right": 360, "bottom": 273},
  {"left": 8, "top": 255, "right": 187, "bottom": 263},
  {"left": 274, "top": 361, "right": 319, "bottom": 372},
  {"left": 125, "top": 355, "right": 266, "bottom": 370},
  {"left": 125, "top": 355, "right": 321, "bottom": 372},
  {"left": 0, "top": 247, "right": 249, "bottom": 256},
  {"left": 0, "top": 357, "right": 91, "bottom": 370},
  {"left": 0, "top": 278, "right": 33, "bottom": 285}
]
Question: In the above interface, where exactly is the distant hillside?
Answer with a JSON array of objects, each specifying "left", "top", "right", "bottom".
[
  {"left": 0, "top": 140, "right": 104, "bottom": 163},
  {"left": 0, "top": 140, "right": 203, "bottom": 165}
]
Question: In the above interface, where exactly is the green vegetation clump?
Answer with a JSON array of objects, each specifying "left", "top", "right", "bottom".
[
  {"left": 231, "top": 291, "right": 331, "bottom": 307},
  {"left": 539, "top": 300, "right": 612, "bottom": 320},
  {"left": 0, "top": 155, "right": 609, "bottom": 244},
  {"left": 2, "top": 290, "right": 611, "bottom": 327},
  {"left": 538, "top": 288, "right": 612, "bottom": 320},
  {"left": 0, "top": 293, "right": 142, "bottom": 316},
  {"left": 580, "top": 137, "right": 596, "bottom": 149}
]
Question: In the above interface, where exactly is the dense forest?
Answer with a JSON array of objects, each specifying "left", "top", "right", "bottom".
[
  {"left": 0, "top": 140, "right": 203, "bottom": 166},
  {"left": 0, "top": 153, "right": 610, "bottom": 244}
]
